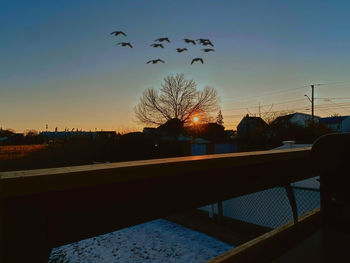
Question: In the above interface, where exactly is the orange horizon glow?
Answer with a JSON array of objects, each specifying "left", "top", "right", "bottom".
[{"left": 2, "top": 1, "right": 350, "bottom": 133}]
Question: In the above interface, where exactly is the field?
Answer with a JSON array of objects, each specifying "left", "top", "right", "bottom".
[{"left": 0, "top": 144, "right": 48, "bottom": 160}]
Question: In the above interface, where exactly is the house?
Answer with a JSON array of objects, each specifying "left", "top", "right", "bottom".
[
  {"left": 319, "top": 116, "right": 350, "bottom": 132},
  {"left": 190, "top": 137, "right": 210, "bottom": 155},
  {"left": 272, "top": 112, "right": 319, "bottom": 128},
  {"left": 142, "top": 127, "right": 158, "bottom": 136},
  {"left": 237, "top": 115, "right": 269, "bottom": 137},
  {"left": 142, "top": 119, "right": 237, "bottom": 156},
  {"left": 0, "top": 133, "right": 25, "bottom": 145},
  {"left": 224, "top": 130, "right": 236, "bottom": 139},
  {"left": 96, "top": 131, "right": 117, "bottom": 139}
]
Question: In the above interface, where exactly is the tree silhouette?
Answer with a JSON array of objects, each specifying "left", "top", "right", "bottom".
[
  {"left": 134, "top": 73, "right": 219, "bottom": 126},
  {"left": 216, "top": 110, "right": 224, "bottom": 126}
]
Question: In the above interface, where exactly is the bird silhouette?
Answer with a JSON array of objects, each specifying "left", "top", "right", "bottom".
[
  {"left": 201, "top": 48, "right": 215, "bottom": 52},
  {"left": 184, "top": 38, "right": 196, "bottom": 45},
  {"left": 155, "top": 37, "right": 170, "bottom": 43},
  {"left": 117, "top": 42, "right": 133, "bottom": 48},
  {"left": 191, "top": 58, "right": 204, "bottom": 64},
  {"left": 150, "top": 43, "right": 164, "bottom": 48},
  {"left": 146, "top": 59, "right": 165, "bottom": 64},
  {"left": 201, "top": 41, "right": 214, "bottom": 47},
  {"left": 110, "top": 31, "right": 127, "bottom": 37},
  {"left": 197, "top": 39, "right": 214, "bottom": 46},
  {"left": 197, "top": 38, "right": 209, "bottom": 43},
  {"left": 176, "top": 48, "right": 188, "bottom": 53}
]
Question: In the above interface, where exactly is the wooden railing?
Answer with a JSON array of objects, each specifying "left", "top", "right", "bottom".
[{"left": 0, "top": 148, "right": 313, "bottom": 263}]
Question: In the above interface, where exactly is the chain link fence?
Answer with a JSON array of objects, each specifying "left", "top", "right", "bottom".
[{"left": 200, "top": 176, "right": 320, "bottom": 229}]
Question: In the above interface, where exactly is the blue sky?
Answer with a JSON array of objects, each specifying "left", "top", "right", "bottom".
[{"left": 1, "top": 0, "right": 350, "bottom": 132}]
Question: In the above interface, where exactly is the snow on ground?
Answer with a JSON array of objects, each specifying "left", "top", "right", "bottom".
[{"left": 48, "top": 219, "right": 234, "bottom": 263}]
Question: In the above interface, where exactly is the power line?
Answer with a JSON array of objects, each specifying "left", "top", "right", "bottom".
[
  {"left": 225, "top": 106, "right": 309, "bottom": 118},
  {"left": 225, "top": 102, "right": 350, "bottom": 118},
  {"left": 222, "top": 86, "right": 306, "bottom": 102},
  {"left": 221, "top": 80, "right": 350, "bottom": 126},
  {"left": 315, "top": 97, "right": 350, "bottom": 100},
  {"left": 315, "top": 102, "right": 350, "bottom": 109},
  {"left": 224, "top": 98, "right": 306, "bottom": 111},
  {"left": 316, "top": 108, "right": 338, "bottom": 116},
  {"left": 322, "top": 101, "right": 350, "bottom": 114},
  {"left": 222, "top": 82, "right": 350, "bottom": 113},
  {"left": 316, "top": 80, "right": 350, "bottom": 86},
  {"left": 223, "top": 81, "right": 350, "bottom": 103}
]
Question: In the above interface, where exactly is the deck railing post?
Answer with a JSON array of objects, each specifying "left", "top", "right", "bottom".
[{"left": 284, "top": 184, "right": 298, "bottom": 224}]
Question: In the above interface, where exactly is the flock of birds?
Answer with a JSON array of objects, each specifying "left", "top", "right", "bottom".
[{"left": 110, "top": 31, "right": 215, "bottom": 65}]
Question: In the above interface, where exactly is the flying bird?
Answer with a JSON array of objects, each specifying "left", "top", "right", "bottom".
[
  {"left": 117, "top": 42, "right": 133, "bottom": 48},
  {"left": 197, "top": 38, "right": 212, "bottom": 43},
  {"left": 201, "top": 41, "right": 214, "bottom": 47},
  {"left": 191, "top": 58, "right": 204, "bottom": 64},
  {"left": 155, "top": 37, "right": 170, "bottom": 43},
  {"left": 197, "top": 39, "right": 214, "bottom": 46},
  {"left": 176, "top": 48, "right": 188, "bottom": 52},
  {"left": 150, "top": 43, "right": 164, "bottom": 48},
  {"left": 184, "top": 38, "right": 196, "bottom": 45},
  {"left": 110, "top": 31, "right": 127, "bottom": 37},
  {"left": 202, "top": 41, "right": 214, "bottom": 47},
  {"left": 146, "top": 59, "right": 165, "bottom": 64},
  {"left": 201, "top": 48, "right": 215, "bottom": 52}
]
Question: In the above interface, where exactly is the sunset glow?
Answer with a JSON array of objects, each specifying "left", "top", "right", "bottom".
[{"left": 1, "top": 0, "right": 350, "bottom": 132}]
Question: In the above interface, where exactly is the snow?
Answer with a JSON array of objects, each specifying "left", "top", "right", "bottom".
[{"left": 48, "top": 219, "right": 233, "bottom": 263}]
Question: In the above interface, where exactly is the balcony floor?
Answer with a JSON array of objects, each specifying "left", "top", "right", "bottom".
[{"left": 272, "top": 228, "right": 350, "bottom": 262}]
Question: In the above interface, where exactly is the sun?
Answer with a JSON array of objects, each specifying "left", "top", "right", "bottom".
[{"left": 193, "top": 117, "right": 199, "bottom": 123}]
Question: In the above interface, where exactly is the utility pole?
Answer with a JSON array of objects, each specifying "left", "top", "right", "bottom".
[
  {"left": 258, "top": 103, "right": 261, "bottom": 118},
  {"left": 311, "top": 84, "right": 314, "bottom": 122},
  {"left": 304, "top": 85, "right": 315, "bottom": 122}
]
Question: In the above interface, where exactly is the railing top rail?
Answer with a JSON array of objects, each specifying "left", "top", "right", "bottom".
[
  {"left": 0, "top": 147, "right": 311, "bottom": 198},
  {"left": 0, "top": 148, "right": 310, "bottom": 180}
]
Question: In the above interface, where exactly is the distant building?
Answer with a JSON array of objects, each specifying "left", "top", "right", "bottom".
[
  {"left": 319, "top": 116, "right": 350, "bottom": 132},
  {"left": 190, "top": 141, "right": 238, "bottom": 156},
  {"left": 0, "top": 133, "right": 25, "bottom": 145},
  {"left": 0, "top": 137, "right": 8, "bottom": 142},
  {"left": 237, "top": 115, "right": 269, "bottom": 137},
  {"left": 96, "top": 131, "right": 117, "bottom": 139},
  {"left": 224, "top": 130, "right": 236, "bottom": 139},
  {"left": 190, "top": 138, "right": 210, "bottom": 155},
  {"left": 40, "top": 131, "right": 116, "bottom": 140},
  {"left": 142, "top": 127, "right": 158, "bottom": 136},
  {"left": 214, "top": 143, "right": 238, "bottom": 154},
  {"left": 271, "top": 112, "right": 319, "bottom": 128}
]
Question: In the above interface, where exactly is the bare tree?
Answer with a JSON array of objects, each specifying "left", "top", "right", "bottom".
[
  {"left": 134, "top": 73, "right": 219, "bottom": 126},
  {"left": 329, "top": 113, "right": 340, "bottom": 117},
  {"left": 263, "top": 109, "right": 296, "bottom": 125},
  {"left": 24, "top": 129, "right": 39, "bottom": 136}
]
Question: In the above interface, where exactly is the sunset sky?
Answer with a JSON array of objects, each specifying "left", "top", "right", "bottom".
[{"left": 1, "top": 0, "right": 350, "bottom": 133}]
